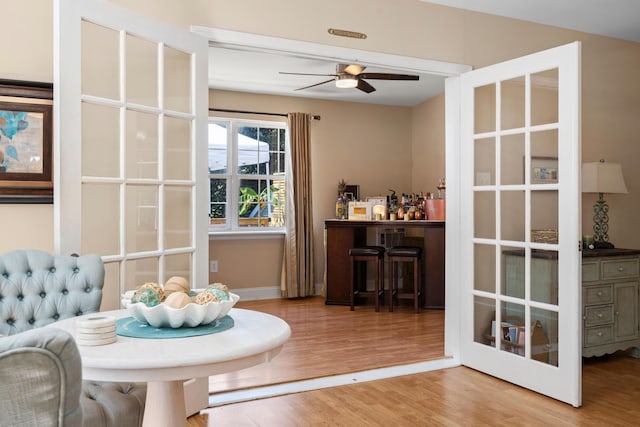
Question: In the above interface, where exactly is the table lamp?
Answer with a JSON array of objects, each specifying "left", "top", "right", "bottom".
[{"left": 582, "top": 159, "right": 628, "bottom": 249}]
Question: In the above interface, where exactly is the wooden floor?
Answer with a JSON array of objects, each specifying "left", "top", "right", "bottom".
[{"left": 187, "top": 297, "right": 640, "bottom": 426}]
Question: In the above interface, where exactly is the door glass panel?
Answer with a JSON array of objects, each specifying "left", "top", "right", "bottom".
[
  {"left": 82, "top": 21, "right": 119, "bottom": 99},
  {"left": 501, "top": 190, "right": 525, "bottom": 242},
  {"left": 164, "top": 46, "right": 191, "bottom": 113},
  {"left": 210, "top": 178, "right": 227, "bottom": 226},
  {"left": 531, "top": 68, "right": 558, "bottom": 126},
  {"left": 124, "top": 257, "right": 159, "bottom": 291},
  {"left": 103, "top": 262, "right": 120, "bottom": 308},
  {"left": 165, "top": 253, "right": 192, "bottom": 284},
  {"left": 531, "top": 130, "right": 558, "bottom": 182},
  {"left": 530, "top": 250, "right": 558, "bottom": 305},
  {"left": 474, "top": 191, "right": 495, "bottom": 239},
  {"left": 164, "top": 116, "right": 191, "bottom": 180},
  {"left": 126, "top": 34, "right": 158, "bottom": 107},
  {"left": 82, "top": 102, "right": 120, "bottom": 177},
  {"left": 474, "top": 244, "right": 495, "bottom": 293},
  {"left": 474, "top": 295, "right": 495, "bottom": 347},
  {"left": 82, "top": 183, "right": 120, "bottom": 255},
  {"left": 126, "top": 185, "right": 158, "bottom": 253},
  {"left": 531, "top": 190, "right": 558, "bottom": 243},
  {"left": 501, "top": 76, "right": 525, "bottom": 130},
  {"left": 126, "top": 110, "right": 158, "bottom": 179},
  {"left": 532, "top": 307, "right": 558, "bottom": 366},
  {"left": 474, "top": 84, "right": 496, "bottom": 134},
  {"left": 474, "top": 137, "right": 495, "bottom": 186},
  {"left": 501, "top": 301, "right": 525, "bottom": 356},
  {"left": 500, "top": 133, "right": 525, "bottom": 185},
  {"left": 502, "top": 246, "right": 525, "bottom": 298},
  {"left": 164, "top": 186, "right": 191, "bottom": 248}
]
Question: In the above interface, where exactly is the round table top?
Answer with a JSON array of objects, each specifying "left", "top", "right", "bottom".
[{"left": 48, "top": 308, "right": 291, "bottom": 382}]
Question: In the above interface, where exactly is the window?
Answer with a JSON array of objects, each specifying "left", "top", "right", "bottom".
[{"left": 209, "top": 118, "right": 287, "bottom": 231}]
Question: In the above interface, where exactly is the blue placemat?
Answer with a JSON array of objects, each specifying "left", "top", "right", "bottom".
[{"left": 116, "top": 315, "right": 234, "bottom": 339}]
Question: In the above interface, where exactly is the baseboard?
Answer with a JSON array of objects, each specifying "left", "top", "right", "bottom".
[{"left": 233, "top": 283, "right": 323, "bottom": 301}]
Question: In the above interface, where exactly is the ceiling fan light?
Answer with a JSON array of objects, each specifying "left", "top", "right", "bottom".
[{"left": 335, "top": 75, "right": 358, "bottom": 89}]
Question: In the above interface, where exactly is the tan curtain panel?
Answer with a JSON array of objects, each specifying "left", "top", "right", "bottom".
[{"left": 281, "top": 113, "right": 315, "bottom": 298}]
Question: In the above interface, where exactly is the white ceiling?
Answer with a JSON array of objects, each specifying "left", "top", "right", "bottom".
[{"left": 208, "top": 0, "right": 640, "bottom": 107}]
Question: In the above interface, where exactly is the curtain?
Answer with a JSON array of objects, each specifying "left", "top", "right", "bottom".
[{"left": 281, "top": 113, "right": 315, "bottom": 298}]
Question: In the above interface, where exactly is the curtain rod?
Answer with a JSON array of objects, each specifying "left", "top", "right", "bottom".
[{"left": 209, "top": 108, "right": 320, "bottom": 121}]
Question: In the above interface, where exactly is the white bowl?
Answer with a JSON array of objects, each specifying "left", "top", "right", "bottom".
[{"left": 121, "top": 290, "right": 239, "bottom": 328}]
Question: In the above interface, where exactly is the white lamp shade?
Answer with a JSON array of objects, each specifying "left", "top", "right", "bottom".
[{"left": 582, "top": 161, "right": 628, "bottom": 194}]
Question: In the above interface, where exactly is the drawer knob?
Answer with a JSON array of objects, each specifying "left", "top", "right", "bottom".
[
  {"left": 618, "top": 267, "right": 624, "bottom": 272},
  {"left": 597, "top": 291, "right": 603, "bottom": 297},
  {"left": 597, "top": 313, "right": 603, "bottom": 318},
  {"left": 597, "top": 332, "right": 603, "bottom": 337}
]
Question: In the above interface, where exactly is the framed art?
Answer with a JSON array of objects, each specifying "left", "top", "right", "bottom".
[
  {"left": 344, "top": 184, "right": 359, "bottom": 202},
  {"left": 0, "top": 79, "right": 53, "bottom": 203},
  {"left": 530, "top": 156, "right": 558, "bottom": 184}
]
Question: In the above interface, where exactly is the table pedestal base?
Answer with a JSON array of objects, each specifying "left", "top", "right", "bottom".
[{"left": 143, "top": 380, "right": 187, "bottom": 427}]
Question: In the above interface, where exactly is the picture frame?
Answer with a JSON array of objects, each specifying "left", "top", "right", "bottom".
[
  {"left": 530, "top": 156, "right": 558, "bottom": 184},
  {"left": 0, "top": 79, "right": 53, "bottom": 203},
  {"left": 344, "top": 184, "right": 359, "bottom": 202}
]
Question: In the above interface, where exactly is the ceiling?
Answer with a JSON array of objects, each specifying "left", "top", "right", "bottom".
[{"left": 208, "top": 0, "right": 640, "bottom": 107}]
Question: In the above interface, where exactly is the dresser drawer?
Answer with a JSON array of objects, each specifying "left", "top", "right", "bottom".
[
  {"left": 584, "top": 304, "right": 614, "bottom": 326},
  {"left": 583, "top": 285, "right": 613, "bottom": 305},
  {"left": 602, "top": 258, "right": 640, "bottom": 280},
  {"left": 584, "top": 325, "right": 614, "bottom": 347},
  {"left": 582, "top": 261, "right": 600, "bottom": 282}
]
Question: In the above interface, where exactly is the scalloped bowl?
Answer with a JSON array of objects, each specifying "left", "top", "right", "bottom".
[{"left": 121, "top": 290, "right": 239, "bottom": 328}]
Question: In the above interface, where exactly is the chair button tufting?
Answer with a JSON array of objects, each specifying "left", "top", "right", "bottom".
[
  {"left": 73, "top": 268, "right": 79, "bottom": 273},
  {"left": 28, "top": 319, "right": 35, "bottom": 324},
  {"left": 40, "top": 292, "right": 46, "bottom": 298},
  {"left": 62, "top": 289, "right": 68, "bottom": 295},
  {"left": 17, "top": 294, "right": 24, "bottom": 301},
  {"left": 7, "top": 319, "right": 14, "bottom": 325},
  {"left": 26, "top": 271, "right": 32, "bottom": 277},
  {"left": 85, "top": 287, "right": 91, "bottom": 293},
  {"left": 76, "top": 310, "right": 83, "bottom": 316},
  {"left": 53, "top": 314, "right": 60, "bottom": 320},
  {"left": 50, "top": 267, "right": 56, "bottom": 273},
  {"left": 2, "top": 273, "right": 7, "bottom": 278}
]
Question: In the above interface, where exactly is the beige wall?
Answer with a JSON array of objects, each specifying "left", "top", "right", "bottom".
[{"left": 2, "top": 0, "right": 640, "bottom": 290}]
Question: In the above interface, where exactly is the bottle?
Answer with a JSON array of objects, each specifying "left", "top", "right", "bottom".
[{"left": 335, "top": 193, "right": 345, "bottom": 219}]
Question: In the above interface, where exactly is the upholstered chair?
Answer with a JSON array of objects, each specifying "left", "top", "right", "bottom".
[{"left": 0, "top": 249, "right": 146, "bottom": 427}]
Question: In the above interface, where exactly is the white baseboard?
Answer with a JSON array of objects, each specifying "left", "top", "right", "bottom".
[{"left": 233, "top": 283, "right": 323, "bottom": 301}]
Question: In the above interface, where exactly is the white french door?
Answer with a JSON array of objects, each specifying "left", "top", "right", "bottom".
[
  {"left": 54, "top": 0, "right": 208, "bottom": 309},
  {"left": 455, "top": 42, "right": 582, "bottom": 406}
]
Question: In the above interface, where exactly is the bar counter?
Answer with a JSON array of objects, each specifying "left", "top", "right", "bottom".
[{"left": 324, "top": 219, "right": 445, "bottom": 309}]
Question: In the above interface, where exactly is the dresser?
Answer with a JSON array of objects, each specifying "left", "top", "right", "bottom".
[{"left": 582, "top": 248, "right": 640, "bottom": 358}]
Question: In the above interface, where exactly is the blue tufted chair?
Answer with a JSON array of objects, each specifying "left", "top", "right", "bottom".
[{"left": 0, "top": 249, "right": 146, "bottom": 427}]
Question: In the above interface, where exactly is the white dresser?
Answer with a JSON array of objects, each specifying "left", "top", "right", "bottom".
[{"left": 582, "top": 248, "right": 640, "bottom": 358}]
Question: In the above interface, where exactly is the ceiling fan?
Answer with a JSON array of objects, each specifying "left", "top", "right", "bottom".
[{"left": 279, "top": 64, "right": 419, "bottom": 93}]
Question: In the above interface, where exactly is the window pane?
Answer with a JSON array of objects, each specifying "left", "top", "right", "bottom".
[
  {"left": 239, "top": 178, "right": 281, "bottom": 228},
  {"left": 209, "top": 123, "right": 228, "bottom": 173},
  {"left": 210, "top": 178, "right": 227, "bottom": 226},
  {"left": 238, "top": 126, "right": 267, "bottom": 174}
]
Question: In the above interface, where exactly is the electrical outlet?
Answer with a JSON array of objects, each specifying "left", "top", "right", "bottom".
[{"left": 210, "top": 260, "right": 218, "bottom": 273}]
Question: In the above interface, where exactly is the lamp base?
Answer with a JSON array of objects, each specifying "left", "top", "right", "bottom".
[{"left": 594, "top": 241, "right": 615, "bottom": 249}]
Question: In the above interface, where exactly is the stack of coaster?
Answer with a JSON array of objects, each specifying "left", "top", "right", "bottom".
[{"left": 76, "top": 315, "right": 117, "bottom": 346}]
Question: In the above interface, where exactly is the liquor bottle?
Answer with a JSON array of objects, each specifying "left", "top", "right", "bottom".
[{"left": 335, "top": 193, "right": 346, "bottom": 219}]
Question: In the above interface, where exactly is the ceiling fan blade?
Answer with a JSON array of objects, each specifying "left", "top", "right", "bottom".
[
  {"left": 294, "top": 79, "right": 335, "bottom": 91},
  {"left": 356, "top": 79, "right": 376, "bottom": 93},
  {"left": 341, "top": 64, "right": 366, "bottom": 75},
  {"left": 280, "top": 71, "right": 338, "bottom": 77},
  {"left": 358, "top": 73, "right": 419, "bottom": 80}
]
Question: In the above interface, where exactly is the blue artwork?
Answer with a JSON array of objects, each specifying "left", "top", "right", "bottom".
[{"left": 0, "top": 109, "right": 43, "bottom": 174}]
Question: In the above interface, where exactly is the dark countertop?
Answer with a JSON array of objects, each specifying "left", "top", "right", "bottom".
[{"left": 325, "top": 219, "right": 445, "bottom": 228}]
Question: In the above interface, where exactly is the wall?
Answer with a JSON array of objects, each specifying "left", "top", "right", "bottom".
[{"left": 2, "top": 0, "right": 639, "bottom": 289}]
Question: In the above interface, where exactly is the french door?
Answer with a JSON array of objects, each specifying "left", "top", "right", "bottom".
[
  {"left": 54, "top": 0, "right": 208, "bottom": 309},
  {"left": 455, "top": 42, "right": 582, "bottom": 406}
]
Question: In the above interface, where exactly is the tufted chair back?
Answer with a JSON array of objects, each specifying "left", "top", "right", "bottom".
[{"left": 0, "top": 250, "right": 104, "bottom": 336}]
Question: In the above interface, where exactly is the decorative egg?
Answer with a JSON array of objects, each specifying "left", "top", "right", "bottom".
[
  {"left": 163, "top": 276, "right": 190, "bottom": 296},
  {"left": 164, "top": 291, "right": 192, "bottom": 309}
]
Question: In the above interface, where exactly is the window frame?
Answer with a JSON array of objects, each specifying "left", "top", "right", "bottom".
[{"left": 208, "top": 117, "right": 288, "bottom": 234}]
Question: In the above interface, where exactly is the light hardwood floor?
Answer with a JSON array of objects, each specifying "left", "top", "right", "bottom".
[{"left": 188, "top": 297, "right": 640, "bottom": 426}]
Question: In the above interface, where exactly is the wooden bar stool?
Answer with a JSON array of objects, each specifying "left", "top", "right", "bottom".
[
  {"left": 349, "top": 246, "right": 385, "bottom": 312},
  {"left": 387, "top": 246, "right": 422, "bottom": 312}
]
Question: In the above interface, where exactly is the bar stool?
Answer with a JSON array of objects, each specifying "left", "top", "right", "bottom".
[
  {"left": 387, "top": 246, "right": 422, "bottom": 313},
  {"left": 349, "top": 246, "right": 385, "bottom": 312}
]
